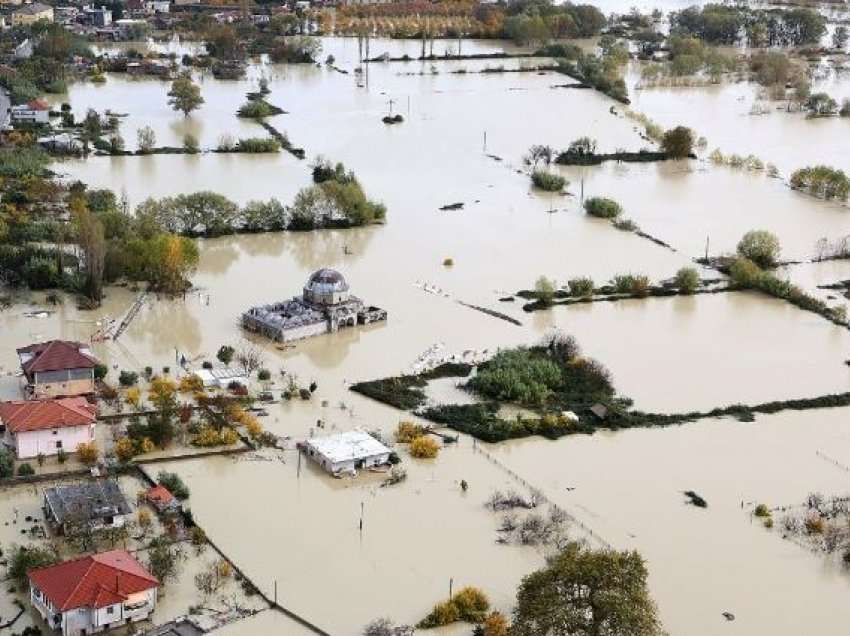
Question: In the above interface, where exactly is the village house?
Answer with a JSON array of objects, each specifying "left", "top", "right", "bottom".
[
  {"left": 43, "top": 480, "right": 132, "bottom": 535},
  {"left": 83, "top": 5, "right": 112, "bottom": 26},
  {"left": 304, "top": 431, "right": 391, "bottom": 476},
  {"left": 10, "top": 2, "right": 54, "bottom": 25},
  {"left": 144, "top": 484, "right": 180, "bottom": 514},
  {"left": 0, "top": 397, "right": 96, "bottom": 459},
  {"left": 28, "top": 549, "right": 159, "bottom": 636},
  {"left": 9, "top": 98, "right": 50, "bottom": 125},
  {"left": 18, "top": 340, "right": 99, "bottom": 399},
  {"left": 242, "top": 268, "right": 387, "bottom": 342}
]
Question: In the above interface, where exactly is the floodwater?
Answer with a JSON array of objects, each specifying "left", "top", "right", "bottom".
[{"left": 4, "top": 34, "right": 850, "bottom": 636}]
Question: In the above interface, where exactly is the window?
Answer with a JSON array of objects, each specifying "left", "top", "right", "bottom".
[
  {"left": 52, "top": 430, "right": 58, "bottom": 435},
  {"left": 55, "top": 440, "right": 62, "bottom": 449},
  {"left": 106, "top": 606, "right": 114, "bottom": 615}
]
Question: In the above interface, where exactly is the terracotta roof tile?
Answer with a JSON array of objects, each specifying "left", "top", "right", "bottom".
[
  {"left": 17, "top": 340, "right": 98, "bottom": 375},
  {"left": 0, "top": 397, "right": 96, "bottom": 433},
  {"left": 28, "top": 549, "right": 158, "bottom": 612}
]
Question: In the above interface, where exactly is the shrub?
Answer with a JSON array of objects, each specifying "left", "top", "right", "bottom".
[
  {"left": 661, "top": 125, "right": 695, "bottom": 158},
  {"left": 531, "top": 170, "right": 566, "bottom": 191},
  {"left": 612, "top": 218, "right": 639, "bottom": 232},
  {"left": 158, "top": 471, "right": 190, "bottom": 500},
  {"left": 409, "top": 435, "right": 440, "bottom": 459},
  {"left": 17, "top": 463, "right": 35, "bottom": 476},
  {"left": 754, "top": 503, "right": 770, "bottom": 517},
  {"left": 115, "top": 437, "right": 137, "bottom": 462},
  {"left": 94, "top": 364, "right": 108, "bottom": 380},
  {"left": 257, "top": 368, "right": 271, "bottom": 381},
  {"left": 584, "top": 197, "right": 622, "bottom": 219},
  {"left": 237, "top": 137, "right": 281, "bottom": 153},
  {"left": 418, "top": 600, "right": 460, "bottom": 628},
  {"left": 534, "top": 275, "right": 556, "bottom": 305},
  {"left": 729, "top": 257, "right": 762, "bottom": 287},
  {"left": 790, "top": 165, "right": 850, "bottom": 201},
  {"left": 178, "top": 374, "right": 204, "bottom": 393},
  {"left": 469, "top": 349, "right": 562, "bottom": 406},
  {"left": 481, "top": 611, "right": 509, "bottom": 636},
  {"left": 396, "top": 421, "right": 427, "bottom": 443},
  {"left": 417, "top": 587, "right": 490, "bottom": 628},
  {"left": 0, "top": 447, "right": 14, "bottom": 478},
  {"left": 126, "top": 387, "right": 141, "bottom": 407},
  {"left": 567, "top": 277, "right": 594, "bottom": 298},
  {"left": 217, "top": 345, "right": 235, "bottom": 365},
  {"left": 443, "top": 257, "right": 454, "bottom": 267},
  {"left": 675, "top": 267, "right": 700, "bottom": 293},
  {"left": 737, "top": 230, "right": 781, "bottom": 268},
  {"left": 237, "top": 99, "right": 277, "bottom": 119},
  {"left": 183, "top": 134, "right": 200, "bottom": 154},
  {"left": 76, "top": 441, "right": 99, "bottom": 466},
  {"left": 119, "top": 370, "right": 139, "bottom": 387}
]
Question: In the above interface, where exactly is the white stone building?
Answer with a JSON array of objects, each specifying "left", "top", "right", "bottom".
[{"left": 304, "top": 431, "right": 391, "bottom": 475}]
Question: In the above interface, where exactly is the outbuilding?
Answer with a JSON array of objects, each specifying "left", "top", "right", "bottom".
[{"left": 304, "top": 431, "right": 391, "bottom": 476}]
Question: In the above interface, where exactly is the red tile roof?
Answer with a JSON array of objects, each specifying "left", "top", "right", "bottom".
[
  {"left": 27, "top": 99, "right": 50, "bottom": 111},
  {"left": 146, "top": 485, "right": 175, "bottom": 507},
  {"left": 17, "top": 340, "right": 98, "bottom": 374},
  {"left": 0, "top": 397, "right": 96, "bottom": 433},
  {"left": 28, "top": 550, "right": 158, "bottom": 612}
]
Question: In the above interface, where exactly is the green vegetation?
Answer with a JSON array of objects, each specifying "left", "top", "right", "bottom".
[
  {"left": 790, "top": 166, "right": 850, "bottom": 202},
  {"left": 418, "top": 587, "right": 490, "bottom": 628},
  {"left": 531, "top": 170, "right": 566, "bottom": 192},
  {"left": 236, "top": 137, "right": 280, "bottom": 153},
  {"left": 736, "top": 230, "right": 781, "bottom": 268},
  {"left": 568, "top": 277, "right": 595, "bottom": 298},
  {"left": 584, "top": 197, "right": 623, "bottom": 219},
  {"left": 512, "top": 543, "right": 663, "bottom": 636},
  {"left": 675, "top": 267, "right": 700, "bottom": 294},
  {"left": 9, "top": 544, "right": 58, "bottom": 586},
  {"left": 503, "top": 3, "right": 605, "bottom": 45},
  {"left": 237, "top": 98, "right": 284, "bottom": 119},
  {"left": 167, "top": 74, "right": 204, "bottom": 116},
  {"left": 641, "top": 36, "right": 736, "bottom": 83},
  {"left": 351, "top": 363, "right": 473, "bottom": 410},
  {"left": 534, "top": 276, "right": 556, "bottom": 306},
  {"left": 661, "top": 126, "right": 695, "bottom": 158},
  {"left": 157, "top": 471, "right": 190, "bottom": 500},
  {"left": 611, "top": 274, "right": 651, "bottom": 296},
  {"left": 0, "top": 447, "right": 13, "bottom": 478}
]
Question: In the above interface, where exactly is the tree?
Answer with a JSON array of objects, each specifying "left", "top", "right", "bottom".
[
  {"left": 137, "top": 126, "right": 156, "bottom": 154},
  {"left": 236, "top": 342, "right": 265, "bottom": 375},
  {"left": 0, "top": 446, "right": 14, "bottom": 478},
  {"left": 167, "top": 75, "right": 204, "bottom": 116},
  {"left": 76, "top": 441, "right": 99, "bottom": 466},
  {"left": 157, "top": 470, "right": 190, "bottom": 499},
  {"left": 147, "top": 537, "right": 181, "bottom": 584},
  {"left": 481, "top": 611, "right": 509, "bottom": 636},
  {"left": 661, "top": 126, "right": 695, "bottom": 158},
  {"left": 217, "top": 345, "right": 235, "bottom": 365},
  {"left": 363, "top": 618, "right": 414, "bottom": 636},
  {"left": 805, "top": 92, "right": 838, "bottom": 116},
  {"left": 149, "top": 376, "right": 178, "bottom": 411},
  {"left": 737, "top": 230, "right": 781, "bottom": 268},
  {"left": 511, "top": 542, "right": 663, "bottom": 636},
  {"left": 8, "top": 544, "right": 57, "bottom": 586},
  {"left": 409, "top": 435, "right": 440, "bottom": 459},
  {"left": 584, "top": 197, "right": 622, "bottom": 219},
  {"left": 833, "top": 25, "right": 849, "bottom": 50},
  {"left": 183, "top": 134, "right": 200, "bottom": 154},
  {"left": 534, "top": 276, "right": 556, "bottom": 305},
  {"left": 74, "top": 205, "right": 106, "bottom": 303},
  {"left": 675, "top": 267, "right": 700, "bottom": 293}
]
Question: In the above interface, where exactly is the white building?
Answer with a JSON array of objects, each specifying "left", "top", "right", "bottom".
[
  {"left": 10, "top": 99, "right": 50, "bottom": 124},
  {"left": 304, "top": 431, "right": 391, "bottom": 475},
  {"left": 28, "top": 549, "right": 158, "bottom": 636},
  {"left": 0, "top": 397, "right": 96, "bottom": 459},
  {"left": 194, "top": 367, "right": 248, "bottom": 390}
]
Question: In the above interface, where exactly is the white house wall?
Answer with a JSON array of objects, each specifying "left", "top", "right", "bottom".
[{"left": 14, "top": 423, "right": 94, "bottom": 459}]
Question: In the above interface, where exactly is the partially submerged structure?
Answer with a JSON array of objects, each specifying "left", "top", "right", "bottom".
[
  {"left": 194, "top": 366, "right": 248, "bottom": 390},
  {"left": 28, "top": 549, "right": 158, "bottom": 636},
  {"left": 242, "top": 268, "right": 387, "bottom": 342},
  {"left": 43, "top": 480, "right": 132, "bottom": 535},
  {"left": 17, "top": 340, "right": 99, "bottom": 399},
  {"left": 0, "top": 397, "right": 97, "bottom": 459},
  {"left": 304, "top": 431, "right": 392, "bottom": 476}
]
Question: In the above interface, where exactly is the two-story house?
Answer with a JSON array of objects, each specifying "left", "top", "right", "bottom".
[
  {"left": 0, "top": 397, "right": 97, "bottom": 459},
  {"left": 28, "top": 549, "right": 159, "bottom": 636},
  {"left": 17, "top": 340, "right": 99, "bottom": 399}
]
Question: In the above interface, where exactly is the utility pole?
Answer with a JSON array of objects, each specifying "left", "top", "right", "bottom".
[
  {"left": 297, "top": 448, "right": 301, "bottom": 478},
  {"left": 704, "top": 236, "right": 710, "bottom": 262},
  {"left": 387, "top": 98, "right": 395, "bottom": 116},
  {"left": 483, "top": 131, "right": 487, "bottom": 153},
  {"left": 274, "top": 580, "right": 278, "bottom": 605},
  {"left": 449, "top": 577, "right": 453, "bottom": 601},
  {"left": 359, "top": 501, "right": 364, "bottom": 532}
]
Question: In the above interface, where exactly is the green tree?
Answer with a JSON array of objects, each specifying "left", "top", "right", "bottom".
[
  {"left": 584, "top": 197, "right": 622, "bottom": 219},
  {"left": 661, "top": 126, "right": 695, "bottom": 158},
  {"left": 167, "top": 75, "right": 204, "bottom": 116},
  {"left": 737, "top": 230, "right": 781, "bottom": 268},
  {"left": 675, "top": 267, "right": 700, "bottom": 293},
  {"left": 535, "top": 276, "right": 556, "bottom": 305},
  {"left": 137, "top": 126, "right": 157, "bottom": 154},
  {"left": 183, "top": 134, "right": 200, "bottom": 154},
  {"left": 217, "top": 345, "right": 235, "bottom": 365},
  {"left": 511, "top": 542, "right": 663, "bottom": 636}
]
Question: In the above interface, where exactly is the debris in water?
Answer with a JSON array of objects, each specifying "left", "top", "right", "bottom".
[
  {"left": 439, "top": 202, "right": 464, "bottom": 211},
  {"left": 684, "top": 490, "right": 708, "bottom": 508},
  {"left": 722, "top": 612, "right": 735, "bottom": 621}
]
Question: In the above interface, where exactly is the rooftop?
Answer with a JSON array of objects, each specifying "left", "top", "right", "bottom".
[
  {"left": 28, "top": 549, "right": 158, "bottom": 612},
  {"left": 14, "top": 3, "right": 53, "bottom": 14},
  {"left": 17, "top": 340, "right": 98, "bottom": 374},
  {"left": 305, "top": 268, "right": 349, "bottom": 295},
  {"left": 44, "top": 480, "right": 132, "bottom": 525},
  {"left": 306, "top": 431, "right": 391, "bottom": 463},
  {"left": 0, "top": 397, "right": 96, "bottom": 433}
]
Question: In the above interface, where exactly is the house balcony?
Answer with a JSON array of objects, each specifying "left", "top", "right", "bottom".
[{"left": 122, "top": 599, "right": 155, "bottom": 621}]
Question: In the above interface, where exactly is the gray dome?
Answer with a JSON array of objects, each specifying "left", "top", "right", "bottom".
[{"left": 305, "top": 268, "right": 349, "bottom": 295}]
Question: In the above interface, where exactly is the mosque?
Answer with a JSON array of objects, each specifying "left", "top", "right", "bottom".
[{"left": 241, "top": 268, "right": 387, "bottom": 342}]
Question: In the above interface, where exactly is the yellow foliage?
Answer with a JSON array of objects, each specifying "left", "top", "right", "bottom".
[
  {"left": 396, "top": 421, "right": 426, "bottom": 443},
  {"left": 409, "top": 435, "right": 440, "bottom": 459},
  {"left": 452, "top": 587, "right": 490, "bottom": 619},
  {"left": 179, "top": 374, "right": 204, "bottom": 393},
  {"left": 125, "top": 387, "right": 141, "bottom": 407},
  {"left": 216, "top": 559, "right": 232, "bottom": 579},
  {"left": 149, "top": 376, "right": 177, "bottom": 409},
  {"left": 482, "top": 611, "right": 509, "bottom": 636},
  {"left": 137, "top": 508, "right": 152, "bottom": 530},
  {"left": 193, "top": 425, "right": 239, "bottom": 447},
  {"left": 140, "top": 437, "right": 156, "bottom": 454},
  {"left": 220, "top": 427, "right": 239, "bottom": 445},
  {"left": 115, "top": 437, "right": 136, "bottom": 462},
  {"left": 244, "top": 416, "right": 263, "bottom": 440},
  {"left": 76, "top": 441, "right": 100, "bottom": 466}
]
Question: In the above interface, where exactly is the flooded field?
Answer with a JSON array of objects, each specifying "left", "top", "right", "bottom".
[{"left": 4, "top": 28, "right": 850, "bottom": 636}]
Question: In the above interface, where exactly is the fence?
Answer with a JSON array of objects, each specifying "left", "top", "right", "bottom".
[{"left": 471, "top": 440, "right": 613, "bottom": 550}]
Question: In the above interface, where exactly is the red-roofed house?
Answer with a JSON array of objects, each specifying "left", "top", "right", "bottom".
[
  {"left": 17, "top": 340, "right": 99, "bottom": 400},
  {"left": 28, "top": 549, "right": 158, "bottom": 636},
  {"left": 0, "top": 397, "right": 97, "bottom": 459},
  {"left": 144, "top": 485, "right": 179, "bottom": 513}
]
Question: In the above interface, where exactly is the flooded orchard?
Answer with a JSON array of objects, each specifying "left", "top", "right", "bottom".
[{"left": 3, "top": 14, "right": 850, "bottom": 636}]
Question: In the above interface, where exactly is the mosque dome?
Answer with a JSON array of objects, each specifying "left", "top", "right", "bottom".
[{"left": 303, "top": 268, "right": 350, "bottom": 305}]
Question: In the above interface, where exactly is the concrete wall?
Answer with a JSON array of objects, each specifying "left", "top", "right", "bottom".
[
  {"left": 31, "top": 373, "right": 95, "bottom": 399},
  {"left": 281, "top": 321, "right": 328, "bottom": 342},
  {"left": 13, "top": 423, "right": 94, "bottom": 459}
]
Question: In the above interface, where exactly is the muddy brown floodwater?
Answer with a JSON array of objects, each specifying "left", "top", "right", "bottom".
[{"left": 4, "top": 34, "right": 850, "bottom": 636}]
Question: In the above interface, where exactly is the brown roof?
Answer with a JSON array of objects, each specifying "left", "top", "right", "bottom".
[
  {"left": 17, "top": 340, "right": 98, "bottom": 374},
  {"left": 146, "top": 485, "right": 176, "bottom": 507},
  {"left": 0, "top": 397, "right": 97, "bottom": 433},
  {"left": 28, "top": 549, "right": 158, "bottom": 612}
]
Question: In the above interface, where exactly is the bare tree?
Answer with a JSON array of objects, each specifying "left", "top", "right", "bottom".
[{"left": 235, "top": 342, "right": 265, "bottom": 375}]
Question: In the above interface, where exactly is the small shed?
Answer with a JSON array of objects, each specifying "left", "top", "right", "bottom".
[
  {"left": 145, "top": 485, "right": 179, "bottom": 513},
  {"left": 304, "top": 431, "right": 391, "bottom": 476}
]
